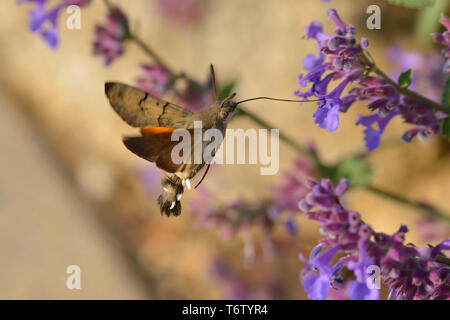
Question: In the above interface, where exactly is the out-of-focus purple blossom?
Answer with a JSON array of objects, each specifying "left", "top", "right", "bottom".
[
  {"left": 296, "top": 8, "right": 447, "bottom": 150},
  {"left": 295, "top": 9, "right": 368, "bottom": 132},
  {"left": 433, "top": 14, "right": 450, "bottom": 72},
  {"left": 356, "top": 109, "right": 399, "bottom": 151},
  {"left": 155, "top": 0, "right": 208, "bottom": 27},
  {"left": 19, "top": 0, "right": 91, "bottom": 49},
  {"left": 189, "top": 193, "right": 278, "bottom": 262},
  {"left": 93, "top": 6, "right": 129, "bottom": 65},
  {"left": 136, "top": 63, "right": 171, "bottom": 97},
  {"left": 210, "top": 259, "right": 256, "bottom": 299},
  {"left": 299, "top": 179, "right": 450, "bottom": 300},
  {"left": 417, "top": 215, "right": 450, "bottom": 242},
  {"left": 346, "top": 242, "right": 379, "bottom": 300},
  {"left": 269, "top": 156, "right": 316, "bottom": 214},
  {"left": 136, "top": 65, "right": 214, "bottom": 112}
]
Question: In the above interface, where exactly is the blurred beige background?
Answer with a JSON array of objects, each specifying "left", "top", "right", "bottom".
[{"left": 0, "top": 0, "right": 449, "bottom": 299}]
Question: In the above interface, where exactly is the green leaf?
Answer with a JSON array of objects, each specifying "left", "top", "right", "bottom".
[
  {"left": 335, "top": 157, "right": 373, "bottom": 188},
  {"left": 398, "top": 69, "right": 413, "bottom": 89},
  {"left": 441, "top": 77, "right": 450, "bottom": 138},
  {"left": 386, "top": 0, "right": 436, "bottom": 8},
  {"left": 218, "top": 80, "right": 238, "bottom": 100}
]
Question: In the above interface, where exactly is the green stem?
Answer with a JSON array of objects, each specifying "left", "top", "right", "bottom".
[{"left": 366, "top": 185, "right": 450, "bottom": 223}]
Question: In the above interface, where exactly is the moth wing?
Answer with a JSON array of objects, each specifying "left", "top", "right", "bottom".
[
  {"left": 123, "top": 127, "right": 195, "bottom": 174},
  {"left": 105, "top": 82, "right": 192, "bottom": 128},
  {"left": 155, "top": 128, "right": 196, "bottom": 173}
]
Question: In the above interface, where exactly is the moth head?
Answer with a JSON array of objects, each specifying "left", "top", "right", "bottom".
[{"left": 218, "top": 92, "right": 237, "bottom": 122}]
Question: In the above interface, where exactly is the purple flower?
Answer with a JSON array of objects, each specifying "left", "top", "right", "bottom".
[
  {"left": 347, "top": 241, "right": 380, "bottom": 300},
  {"left": 296, "top": 9, "right": 447, "bottom": 151},
  {"left": 433, "top": 14, "right": 450, "bottom": 75},
  {"left": 210, "top": 257, "right": 282, "bottom": 299},
  {"left": 269, "top": 156, "right": 316, "bottom": 214},
  {"left": 295, "top": 10, "right": 369, "bottom": 133},
  {"left": 299, "top": 178, "right": 450, "bottom": 300},
  {"left": 93, "top": 6, "right": 129, "bottom": 65},
  {"left": 268, "top": 154, "right": 317, "bottom": 234},
  {"left": 299, "top": 244, "right": 343, "bottom": 300},
  {"left": 19, "top": 0, "right": 91, "bottom": 49}
]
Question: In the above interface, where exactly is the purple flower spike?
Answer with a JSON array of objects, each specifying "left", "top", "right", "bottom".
[
  {"left": 297, "top": 9, "right": 445, "bottom": 151},
  {"left": 299, "top": 179, "right": 450, "bottom": 300}
]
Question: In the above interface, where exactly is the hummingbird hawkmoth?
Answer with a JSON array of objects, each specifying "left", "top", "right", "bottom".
[{"left": 105, "top": 65, "right": 237, "bottom": 217}]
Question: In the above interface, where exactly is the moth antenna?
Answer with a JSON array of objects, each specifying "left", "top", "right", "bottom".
[
  {"left": 194, "top": 164, "right": 211, "bottom": 189},
  {"left": 236, "top": 96, "right": 324, "bottom": 105},
  {"left": 210, "top": 64, "right": 218, "bottom": 100}
]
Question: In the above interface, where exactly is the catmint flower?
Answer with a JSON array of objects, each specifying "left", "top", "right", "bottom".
[
  {"left": 210, "top": 259, "right": 256, "bottom": 299},
  {"left": 433, "top": 14, "right": 450, "bottom": 71},
  {"left": 299, "top": 178, "right": 450, "bottom": 300},
  {"left": 93, "top": 6, "right": 129, "bottom": 65},
  {"left": 299, "top": 244, "right": 344, "bottom": 299},
  {"left": 177, "top": 77, "right": 215, "bottom": 112},
  {"left": 19, "top": 0, "right": 91, "bottom": 49},
  {"left": 295, "top": 10, "right": 369, "bottom": 132}
]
